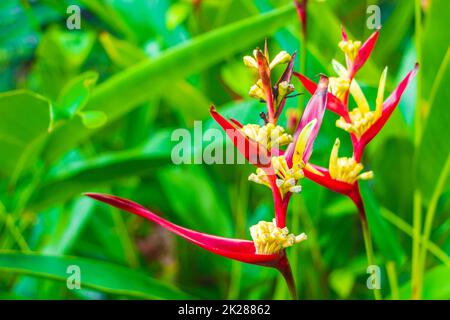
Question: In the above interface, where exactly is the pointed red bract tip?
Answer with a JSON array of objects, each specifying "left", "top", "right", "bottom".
[
  {"left": 351, "top": 30, "right": 380, "bottom": 77},
  {"left": 293, "top": 72, "right": 347, "bottom": 117},
  {"left": 210, "top": 107, "right": 271, "bottom": 168},
  {"left": 357, "top": 63, "right": 418, "bottom": 150},
  {"left": 85, "top": 192, "right": 281, "bottom": 265}
]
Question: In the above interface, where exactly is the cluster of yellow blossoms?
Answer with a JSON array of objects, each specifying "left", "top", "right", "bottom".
[
  {"left": 250, "top": 219, "right": 307, "bottom": 255},
  {"left": 323, "top": 39, "right": 389, "bottom": 184}
]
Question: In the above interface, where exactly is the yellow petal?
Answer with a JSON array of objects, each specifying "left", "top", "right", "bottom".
[
  {"left": 243, "top": 56, "right": 258, "bottom": 69},
  {"left": 329, "top": 138, "right": 340, "bottom": 179},
  {"left": 375, "top": 67, "right": 388, "bottom": 118},
  {"left": 350, "top": 79, "right": 370, "bottom": 114},
  {"left": 292, "top": 119, "right": 317, "bottom": 168}
]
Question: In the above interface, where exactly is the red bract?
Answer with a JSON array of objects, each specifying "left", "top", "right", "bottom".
[
  {"left": 294, "top": 72, "right": 347, "bottom": 117},
  {"left": 349, "top": 30, "right": 379, "bottom": 78},
  {"left": 340, "top": 26, "right": 379, "bottom": 79},
  {"left": 85, "top": 192, "right": 297, "bottom": 297},
  {"left": 304, "top": 165, "right": 354, "bottom": 195},
  {"left": 286, "top": 75, "right": 329, "bottom": 165},
  {"left": 85, "top": 193, "right": 280, "bottom": 264},
  {"left": 353, "top": 63, "right": 419, "bottom": 160},
  {"left": 210, "top": 106, "right": 272, "bottom": 167}
]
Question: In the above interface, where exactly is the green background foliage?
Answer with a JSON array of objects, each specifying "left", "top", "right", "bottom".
[{"left": 0, "top": 0, "right": 448, "bottom": 299}]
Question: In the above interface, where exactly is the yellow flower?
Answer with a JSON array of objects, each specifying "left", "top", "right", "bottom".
[
  {"left": 335, "top": 67, "right": 388, "bottom": 138},
  {"left": 248, "top": 156, "right": 304, "bottom": 197},
  {"left": 243, "top": 50, "right": 292, "bottom": 71},
  {"left": 241, "top": 123, "right": 292, "bottom": 150},
  {"left": 339, "top": 40, "right": 362, "bottom": 61},
  {"left": 328, "top": 138, "right": 373, "bottom": 184},
  {"left": 250, "top": 219, "right": 307, "bottom": 254},
  {"left": 329, "top": 77, "right": 350, "bottom": 101}
]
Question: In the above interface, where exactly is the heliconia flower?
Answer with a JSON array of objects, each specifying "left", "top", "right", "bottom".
[
  {"left": 243, "top": 45, "right": 295, "bottom": 123},
  {"left": 85, "top": 193, "right": 305, "bottom": 297},
  {"left": 340, "top": 64, "right": 419, "bottom": 160},
  {"left": 340, "top": 26, "right": 379, "bottom": 79},
  {"left": 295, "top": 64, "right": 418, "bottom": 161},
  {"left": 251, "top": 219, "right": 307, "bottom": 255},
  {"left": 249, "top": 155, "right": 305, "bottom": 197},
  {"left": 240, "top": 123, "right": 292, "bottom": 150},
  {"left": 303, "top": 137, "right": 372, "bottom": 194},
  {"left": 328, "top": 138, "right": 373, "bottom": 184}
]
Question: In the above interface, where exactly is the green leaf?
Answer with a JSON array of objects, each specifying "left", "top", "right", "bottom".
[
  {"left": 398, "top": 265, "right": 450, "bottom": 299},
  {"left": 158, "top": 166, "right": 233, "bottom": 236},
  {"left": 417, "top": 48, "right": 450, "bottom": 201},
  {"left": 0, "top": 90, "right": 53, "bottom": 184},
  {"left": 42, "top": 4, "right": 297, "bottom": 163},
  {"left": 360, "top": 182, "right": 406, "bottom": 265},
  {"left": 421, "top": 0, "right": 450, "bottom": 102},
  {"left": 0, "top": 252, "right": 192, "bottom": 299},
  {"left": 56, "top": 71, "right": 99, "bottom": 117},
  {"left": 29, "top": 130, "right": 173, "bottom": 211},
  {"left": 30, "top": 100, "right": 258, "bottom": 210}
]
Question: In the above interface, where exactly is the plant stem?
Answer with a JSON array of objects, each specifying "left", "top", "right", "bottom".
[
  {"left": 411, "top": 190, "right": 422, "bottom": 299},
  {"left": 416, "top": 157, "right": 450, "bottom": 298},
  {"left": 277, "top": 254, "right": 298, "bottom": 300},
  {"left": 386, "top": 261, "right": 400, "bottom": 300},
  {"left": 412, "top": 0, "right": 423, "bottom": 300},
  {"left": 350, "top": 186, "right": 382, "bottom": 300}
]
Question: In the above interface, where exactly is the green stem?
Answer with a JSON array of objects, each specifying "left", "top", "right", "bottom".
[
  {"left": 361, "top": 217, "right": 382, "bottom": 300},
  {"left": 416, "top": 157, "right": 450, "bottom": 298},
  {"left": 411, "top": 190, "right": 422, "bottom": 299},
  {"left": 412, "top": 0, "right": 423, "bottom": 300},
  {"left": 386, "top": 261, "right": 400, "bottom": 300},
  {"left": 350, "top": 186, "right": 382, "bottom": 300}
]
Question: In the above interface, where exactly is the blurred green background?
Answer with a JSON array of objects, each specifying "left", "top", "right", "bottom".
[{"left": 0, "top": 0, "right": 449, "bottom": 299}]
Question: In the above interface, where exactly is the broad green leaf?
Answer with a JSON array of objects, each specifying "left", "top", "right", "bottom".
[
  {"left": 30, "top": 100, "right": 259, "bottom": 210},
  {"left": 0, "top": 252, "right": 192, "bottom": 299},
  {"left": 421, "top": 0, "right": 450, "bottom": 102},
  {"left": 158, "top": 166, "right": 233, "bottom": 236},
  {"left": 360, "top": 182, "right": 406, "bottom": 265},
  {"left": 417, "top": 48, "right": 450, "bottom": 201},
  {"left": 99, "top": 32, "right": 210, "bottom": 123},
  {"left": 29, "top": 130, "right": 173, "bottom": 211},
  {"left": 0, "top": 90, "right": 53, "bottom": 184},
  {"left": 42, "top": 4, "right": 297, "bottom": 163},
  {"left": 398, "top": 265, "right": 450, "bottom": 299}
]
